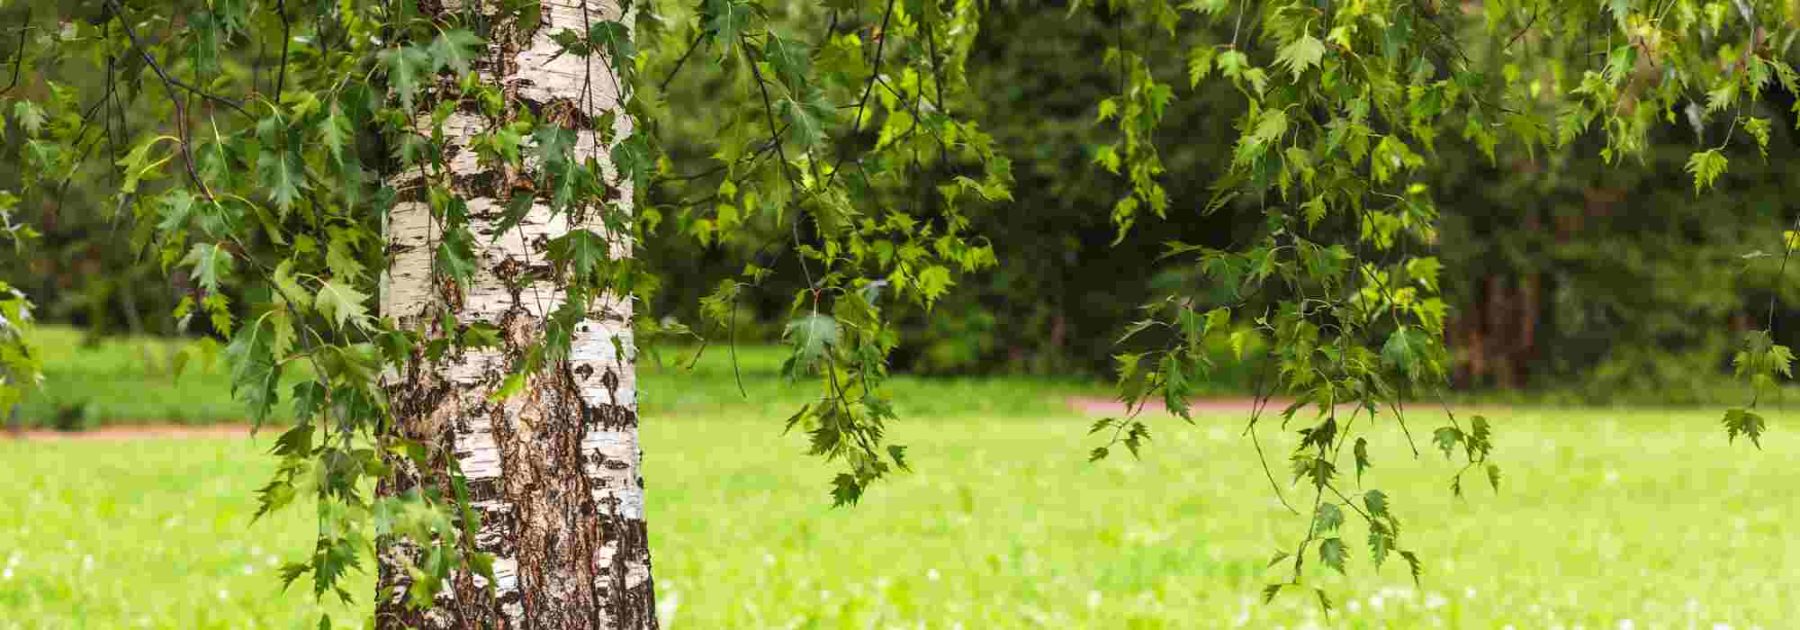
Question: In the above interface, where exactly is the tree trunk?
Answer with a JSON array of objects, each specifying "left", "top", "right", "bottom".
[{"left": 375, "top": 1, "right": 655, "bottom": 627}]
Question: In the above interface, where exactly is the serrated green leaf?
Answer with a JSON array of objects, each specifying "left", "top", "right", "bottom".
[
  {"left": 379, "top": 46, "right": 434, "bottom": 109},
  {"left": 314, "top": 281, "right": 371, "bottom": 331},
  {"left": 1364, "top": 489, "right": 1389, "bottom": 518},
  {"left": 784, "top": 313, "right": 840, "bottom": 367},
  {"left": 1318, "top": 537, "right": 1347, "bottom": 574},
  {"left": 1382, "top": 326, "right": 1424, "bottom": 376},
  {"left": 1432, "top": 426, "right": 1462, "bottom": 459},
  {"left": 1313, "top": 502, "right": 1343, "bottom": 533},
  {"left": 587, "top": 21, "right": 635, "bottom": 76},
  {"left": 705, "top": 0, "right": 752, "bottom": 56},
  {"left": 428, "top": 29, "right": 485, "bottom": 75},
  {"left": 1399, "top": 550, "right": 1423, "bottom": 585},
  {"left": 1353, "top": 437, "right": 1371, "bottom": 482},
  {"left": 181, "top": 243, "right": 234, "bottom": 293},
  {"left": 1685, "top": 149, "right": 1728, "bottom": 193},
  {"left": 548, "top": 229, "right": 611, "bottom": 280},
  {"left": 1722, "top": 407, "right": 1767, "bottom": 448},
  {"left": 1276, "top": 33, "right": 1327, "bottom": 77},
  {"left": 258, "top": 149, "right": 306, "bottom": 212}
]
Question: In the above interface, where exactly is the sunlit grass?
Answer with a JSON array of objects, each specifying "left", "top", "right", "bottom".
[{"left": 3, "top": 383, "right": 1795, "bottom": 627}]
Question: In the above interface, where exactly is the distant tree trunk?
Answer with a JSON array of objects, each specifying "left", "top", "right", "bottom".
[{"left": 374, "top": 1, "right": 655, "bottom": 627}]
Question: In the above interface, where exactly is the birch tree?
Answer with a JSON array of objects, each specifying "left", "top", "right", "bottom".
[{"left": 373, "top": 1, "right": 654, "bottom": 626}]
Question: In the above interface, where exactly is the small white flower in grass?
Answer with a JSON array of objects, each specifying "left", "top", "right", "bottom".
[
  {"left": 1086, "top": 590, "right": 1101, "bottom": 608},
  {"left": 1424, "top": 592, "right": 1448, "bottom": 609},
  {"left": 1710, "top": 625, "right": 1731, "bottom": 630},
  {"left": 1617, "top": 620, "right": 1633, "bottom": 630},
  {"left": 2, "top": 567, "right": 12, "bottom": 581},
  {"left": 82, "top": 555, "right": 93, "bottom": 572},
  {"left": 216, "top": 588, "right": 229, "bottom": 600},
  {"left": 1345, "top": 600, "right": 1360, "bottom": 614},
  {"left": 1465, "top": 586, "right": 1478, "bottom": 599},
  {"left": 927, "top": 568, "right": 940, "bottom": 582},
  {"left": 1368, "top": 594, "right": 1385, "bottom": 611},
  {"left": 761, "top": 552, "right": 775, "bottom": 566},
  {"left": 241, "top": 564, "right": 255, "bottom": 576},
  {"left": 656, "top": 590, "right": 680, "bottom": 626}
]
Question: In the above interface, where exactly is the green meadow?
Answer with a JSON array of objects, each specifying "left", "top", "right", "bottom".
[{"left": 0, "top": 331, "right": 1795, "bottom": 628}]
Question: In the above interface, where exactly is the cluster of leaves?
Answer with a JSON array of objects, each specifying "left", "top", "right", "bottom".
[
  {"left": 634, "top": 0, "right": 1008, "bottom": 504},
  {"left": 1075, "top": 0, "right": 1796, "bottom": 606},
  {"left": 0, "top": 193, "right": 40, "bottom": 416}
]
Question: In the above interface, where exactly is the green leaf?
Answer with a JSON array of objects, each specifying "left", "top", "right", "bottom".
[
  {"left": 224, "top": 319, "right": 279, "bottom": 423},
  {"left": 11, "top": 101, "right": 46, "bottom": 136},
  {"left": 1722, "top": 407, "right": 1767, "bottom": 448},
  {"left": 1313, "top": 502, "right": 1343, "bottom": 533},
  {"left": 314, "top": 281, "right": 371, "bottom": 331},
  {"left": 1399, "top": 550, "right": 1423, "bottom": 585},
  {"left": 436, "top": 228, "right": 478, "bottom": 287},
  {"left": 181, "top": 243, "right": 234, "bottom": 293},
  {"left": 549, "top": 29, "right": 591, "bottom": 58},
  {"left": 428, "top": 29, "right": 485, "bottom": 75},
  {"left": 1266, "top": 549, "right": 1291, "bottom": 568},
  {"left": 611, "top": 133, "right": 652, "bottom": 190},
  {"left": 547, "top": 230, "right": 612, "bottom": 280},
  {"left": 586, "top": 21, "right": 635, "bottom": 76},
  {"left": 325, "top": 231, "right": 366, "bottom": 280},
  {"left": 1364, "top": 489, "right": 1389, "bottom": 518},
  {"left": 1318, "top": 537, "right": 1347, "bottom": 574},
  {"left": 830, "top": 473, "right": 863, "bottom": 507},
  {"left": 1276, "top": 33, "right": 1327, "bottom": 78},
  {"left": 378, "top": 46, "right": 434, "bottom": 109},
  {"left": 318, "top": 104, "right": 353, "bottom": 164},
  {"left": 765, "top": 34, "right": 811, "bottom": 87},
  {"left": 1382, "top": 326, "right": 1424, "bottom": 376},
  {"left": 1432, "top": 426, "right": 1462, "bottom": 459},
  {"left": 780, "top": 96, "right": 827, "bottom": 148},
  {"left": 1368, "top": 525, "right": 1393, "bottom": 568},
  {"left": 1685, "top": 149, "right": 1728, "bottom": 193},
  {"left": 1188, "top": 46, "right": 1217, "bottom": 86},
  {"left": 1486, "top": 462, "right": 1502, "bottom": 491},
  {"left": 117, "top": 136, "right": 174, "bottom": 195},
  {"left": 1353, "top": 437, "right": 1371, "bottom": 481},
  {"left": 705, "top": 0, "right": 752, "bottom": 56},
  {"left": 258, "top": 149, "right": 306, "bottom": 212},
  {"left": 784, "top": 313, "right": 840, "bottom": 366}
]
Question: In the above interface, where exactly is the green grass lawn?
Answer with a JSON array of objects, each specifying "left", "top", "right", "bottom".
[{"left": 2, "top": 331, "right": 1797, "bottom": 627}]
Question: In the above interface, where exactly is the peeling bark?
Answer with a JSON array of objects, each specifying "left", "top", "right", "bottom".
[{"left": 375, "top": 1, "right": 655, "bottom": 627}]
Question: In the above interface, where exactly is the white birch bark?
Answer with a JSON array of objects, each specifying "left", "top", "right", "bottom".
[{"left": 376, "top": 1, "right": 655, "bottom": 627}]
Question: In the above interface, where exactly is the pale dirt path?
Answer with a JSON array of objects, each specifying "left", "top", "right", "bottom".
[{"left": 6, "top": 395, "right": 1395, "bottom": 440}]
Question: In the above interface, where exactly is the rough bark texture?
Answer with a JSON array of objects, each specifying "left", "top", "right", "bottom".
[{"left": 375, "top": 1, "right": 655, "bottom": 627}]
